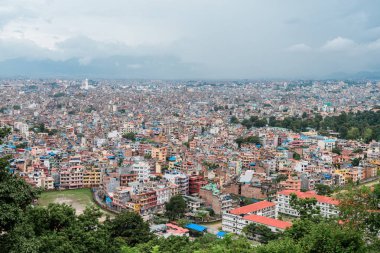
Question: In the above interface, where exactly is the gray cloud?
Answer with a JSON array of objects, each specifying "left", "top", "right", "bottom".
[{"left": 0, "top": 0, "right": 380, "bottom": 78}]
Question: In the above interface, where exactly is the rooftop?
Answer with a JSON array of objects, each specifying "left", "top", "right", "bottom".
[
  {"left": 229, "top": 201, "right": 275, "bottom": 215},
  {"left": 277, "top": 190, "right": 339, "bottom": 205},
  {"left": 243, "top": 214, "right": 292, "bottom": 229}
]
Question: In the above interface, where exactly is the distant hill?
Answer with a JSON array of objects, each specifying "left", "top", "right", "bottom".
[{"left": 0, "top": 56, "right": 198, "bottom": 79}]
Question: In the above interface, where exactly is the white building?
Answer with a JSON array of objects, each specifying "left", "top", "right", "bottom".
[
  {"left": 155, "top": 184, "right": 171, "bottom": 206},
  {"left": 318, "top": 139, "right": 336, "bottom": 151},
  {"left": 275, "top": 190, "right": 339, "bottom": 218},
  {"left": 164, "top": 171, "right": 189, "bottom": 195},
  {"left": 132, "top": 161, "right": 151, "bottom": 182},
  {"left": 222, "top": 201, "right": 291, "bottom": 235}
]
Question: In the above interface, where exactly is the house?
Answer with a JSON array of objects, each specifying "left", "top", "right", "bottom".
[{"left": 275, "top": 190, "right": 339, "bottom": 218}]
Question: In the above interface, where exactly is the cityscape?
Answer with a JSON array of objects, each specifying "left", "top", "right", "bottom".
[{"left": 1, "top": 1, "right": 380, "bottom": 253}]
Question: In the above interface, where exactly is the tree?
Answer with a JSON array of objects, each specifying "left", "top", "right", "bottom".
[
  {"left": 0, "top": 127, "right": 11, "bottom": 144},
  {"left": 347, "top": 127, "right": 360, "bottom": 140},
  {"left": 363, "top": 128, "right": 373, "bottom": 143},
  {"left": 256, "top": 238, "right": 302, "bottom": 253},
  {"left": 0, "top": 158, "right": 41, "bottom": 234},
  {"left": 289, "top": 194, "right": 320, "bottom": 220},
  {"left": 332, "top": 147, "right": 341, "bottom": 155},
  {"left": 274, "top": 174, "right": 288, "bottom": 183},
  {"left": 293, "top": 152, "right": 301, "bottom": 160},
  {"left": 314, "top": 184, "right": 333, "bottom": 196},
  {"left": 351, "top": 158, "right": 361, "bottom": 167},
  {"left": 123, "top": 132, "right": 136, "bottom": 141},
  {"left": 243, "top": 223, "right": 278, "bottom": 243},
  {"left": 230, "top": 116, "right": 239, "bottom": 124},
  {"left": 165, "top": 195, "right": 187, "bottom": 220},
  {"left": 108, "top": 211, "right": 153, "bottom": 246},
  {"left": 337, "top": 185, "right": 380, "bottom": 234}
]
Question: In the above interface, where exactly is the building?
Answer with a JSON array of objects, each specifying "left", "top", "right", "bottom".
[
  {"left": 132, "top": 161, "right": 151, "bottom": 182},
  {"left": 189, "top": 175, "right": 207, "bottom": 195},
  {"left": 164, "top": 171, "right": 189, "bottom": 195},
  {"left": 83, "top": 167, "right": 101, "bottom": 187},
  {"left": 275, "top": 190, "right": 339, "bottom": 218},
  {"left": 222, "top": 201, "right": 289, "bottom": 234},
  {"left": 60, "top": 166, "right": 84, "bottom": 189}
]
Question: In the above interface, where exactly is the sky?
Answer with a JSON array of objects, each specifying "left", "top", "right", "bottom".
[{"left": 1, "top": 0, "right": 380, "bottom": 79}]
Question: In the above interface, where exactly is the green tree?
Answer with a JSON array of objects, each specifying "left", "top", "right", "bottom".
[
  {"left": 347, "top": 127, "right": 360, "bottom": 140},
  {"left": 0, "top": 127, "right": 11, "bottom": 144},
  {"left": 165, "top": 195, "right": 187, "bottom": 220},
  {"left": 331, "top": 147, "right": 341, "bottom": 155},
  {"left": 0, "top": 158, "right": 41, "bottom": 234},
  {"left": 123, "top": 132, "right": 136, "bottom": 141},
  {"left": 256, "top": 238, "right": 302, "bottom": 253},
  {"left": 293, "top": 152, "right": 301, "bottom": 160},
  {"left": 289, "top": 194, "right": 320, "bottom": 220},
  {"left": 108, "top": 211, "right": 153, "bottom": 246},
  {"left": 230, "top": 116, "right": 239, "bottom": 124},
  {"left": 314, "top": 184, "right": 333, "bottom": 196},
  {"left": 363, "top": 128, "right": 373, "bottom": 143},
  {"left": 243, "top": 223, "right": 278, "bottom": 243}
]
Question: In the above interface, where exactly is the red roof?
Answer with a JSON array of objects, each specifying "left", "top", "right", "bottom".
[
  {"left": 230, "top": 201, "right": 275, "bottom": 215},
  {"left": 277, "top": 190, "right": 339, "bottom": 205},
  {"left": 243, "top": 214, "right": 292, "bottom": 230}
]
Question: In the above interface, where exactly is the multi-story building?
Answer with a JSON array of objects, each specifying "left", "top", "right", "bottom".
[
  {"left": 112, "top": 187, "right": 132, "bottom": 211},
  {"left": 132, "top": 161, "right": 151, "bottom": 182},
  {"left": 275, "top": 190, "right": 339, "bottom": 218},
  {"left": 132, "top": 190, "right": 157, "bottom": 215},
  {"left": 189, "top": 175, "right": 207, "bottom": 195},
  {"left": 59, "top": 166, "right": 84, "bottom": 189},
  {"left": 155, "top": 184, "right": 171, "bottom": 206},
  {"left": 222, "top": 201, "right": 290, "bottom": 234},
  {"left": 151, "top": 146, "right": 167, "bottom": 162},
  {"left": 83, "top": 167, "right": 101, "bottom": 187},
  {"left": 164, "top": 171, "right": 189, "bottom": 195},
  {"left": 318, "top": 139, "right": 336, "bottom": 151}
]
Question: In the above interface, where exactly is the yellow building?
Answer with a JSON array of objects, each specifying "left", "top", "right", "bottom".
[
  {"left": 83, "top": 167, "right": 102, "bottom": 187},
  {"left": 151, "top": 146, "right": 167, "bottom": 162}
]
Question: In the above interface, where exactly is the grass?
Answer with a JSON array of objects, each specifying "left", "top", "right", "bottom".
[
  {"left": 38, "top": 188, "right": 93, "bottom": 207},
  {"left": 38, "top": 188, "right": 114, "bottom": 218}
]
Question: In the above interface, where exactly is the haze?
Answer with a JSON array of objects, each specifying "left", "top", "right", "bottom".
[{"left": 1, "top": 0, "right": 380, "bottom": 78}]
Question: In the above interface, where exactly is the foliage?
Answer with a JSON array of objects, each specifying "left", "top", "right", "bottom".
[
  {"left": 123, "top": 132, "right": 136, "bottom": 141},
  {"left": 0, "top": 157, "right": 41, "bottom": 234},
  {"left": 289, "top": 193, "right": 320, "bottom": 220},
  {"left": 269, "top": 110, "right": 380, "bottom": 142},
  {"left": 165, "top": 195, "right": 186, "bottom": 220},
  {"left": 351, "top": 157, "right": 361, "bottom": 166},
  {"left": 240, "top": 116, "right": 267, "bottom": 129},
  {"left": 314, "top": 184, "right": 333, "bottom": 196},
  {"left": 332, "top": 147, "right": 341, "bottom": 155},
  {"left": 230, "top": 116, "right": 239, "bottom": 124},
  {"left": 235, "top": 135, "right": 261, "bottom": 148},
  {"left": 242, "top": 223, "right": 278, "bottom": 243},
  {"left": 293, "top": 152, "right": 301, "bottom": 160},
  {"left": 0, "top": 127, "right": 11, "bottom": 144},
  {"left": 107, "top": 211, "right": 153, "bottom": 247},
  {"left": 337, "top": 185, "right": 380, "bottom": 234}
]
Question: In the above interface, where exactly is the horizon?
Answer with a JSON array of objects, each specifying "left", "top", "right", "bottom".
[{"left": 1, "top": 1, "right": 380, "bottom": 79}]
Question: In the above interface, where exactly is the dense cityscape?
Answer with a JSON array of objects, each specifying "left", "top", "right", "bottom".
[
  {"left": 1, "top": 78, "right": 379, "bottom": 252},
  {"left": 1, "top": 0, "right": 380, "bottom": 252}
]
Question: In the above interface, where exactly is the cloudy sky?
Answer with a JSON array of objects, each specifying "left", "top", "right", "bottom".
[{"left": 1, "top": 0, "right": 380, "bottom": 78}]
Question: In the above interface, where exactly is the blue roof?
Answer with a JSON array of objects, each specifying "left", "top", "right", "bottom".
[
  {"left": 186, "top": 223, "right": 207, "bottom": 232},
  {"left": 168, "top": 156, "right": 176, "bottom": 161},
  {"left": 217, "top": 231, "right": 227, "bottom": 238}
]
